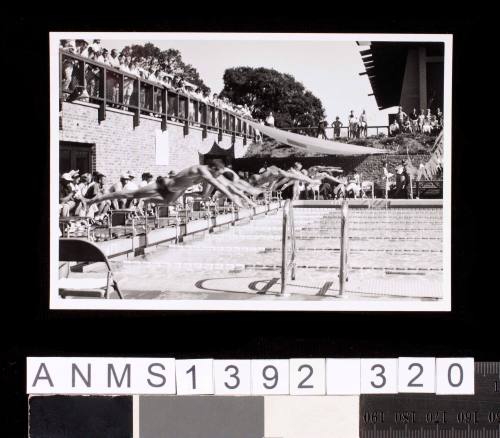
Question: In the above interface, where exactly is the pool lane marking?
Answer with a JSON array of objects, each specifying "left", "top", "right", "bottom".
[
  {"left": 248, "top": 278, "right": 280, "bottom": 295},
  {"left": 316, "top": 281, "right": 334, "bottom": 296}
]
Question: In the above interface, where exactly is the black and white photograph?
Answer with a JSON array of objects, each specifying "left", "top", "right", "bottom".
[{"left": 51, "top": 33, "right": 452, "bottom": 311}]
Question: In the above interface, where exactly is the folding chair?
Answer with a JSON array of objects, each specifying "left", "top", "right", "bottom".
[{"left": 59, "top": 238, "right": 123, "bottom": 299}]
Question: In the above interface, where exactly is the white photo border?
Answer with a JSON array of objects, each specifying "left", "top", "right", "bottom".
[{"left": 50, "top": 32, "right": 452, "bottom": 311}]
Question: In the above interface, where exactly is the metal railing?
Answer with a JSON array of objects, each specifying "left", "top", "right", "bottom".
[
  {"left": 59, "top": 50, "right": 255, "bottom": 142},
  {"left": 280, "top": 200, "right": 296, "bottom": 296},
  {"left": 280, "top": 200, "right": 350, "bottom": 297},
  {"left": 339, "top": 200, "right": 350, "bottom": 296},
  {"left": 280, "top": 125, "right": 390, "bottom": 138}
]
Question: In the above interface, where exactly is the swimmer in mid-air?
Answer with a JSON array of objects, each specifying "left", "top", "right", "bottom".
[
  {"left": 248, "top": 165, "right": 317, "bottom": 192},
  {"left": 86, "top": 160, "right": 249, "bottom": 208},
  {"left": 201, "top": 167, "right": 261, "bottom": 207}
]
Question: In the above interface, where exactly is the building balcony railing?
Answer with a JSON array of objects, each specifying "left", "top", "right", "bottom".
[
  {"left": 280, "top": 125, "right": 390, "bottom": 137},
  {"left": 59, "top": 49, "right": 255, "bottom": 143}
]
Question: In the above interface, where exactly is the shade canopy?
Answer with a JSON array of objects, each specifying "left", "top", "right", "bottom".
[{"left": 248, "top": 121, "right": 386, "bottom": 156}]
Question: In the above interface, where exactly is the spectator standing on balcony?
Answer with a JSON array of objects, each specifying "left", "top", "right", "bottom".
[
  {"left": 265, "top": 112, "right": 275, "bottom": 126},
  {"left": 119, "top": 56, "right": 133, "bottom": 108},
  {"left": 85, "top": 48, "right": 101, "bottom": 99},
  {"left": 395, "top": 106, "right": 407, "bottom": 130},
  {"left": 359, "top": 110, "right": 368, "bottom": 137},
  {"left": 95, "top": 48, "right": 106, "bottom": 64},
  {"left": 317, "top": 118, "right": 329, "bottom": 139},
  {"left": 91, "top": 39, "right": 102, "bottom": 54},
  {"left": 331, "top": 116, "right": 343, "bottom": 139},
  {"left": 348, "top": 110, "right": 358, "bottom": 139},
  {"left": 101, "top": 49, "right": 111, "bottom": 67},
  {"left": 109, "top": 49, "right": 120, "bottom": 68},
  {"left": 76, "top": 39, "right": 89, "bottom": 57},
  {"left": 61, "top": 42, "right": 77, "bottom": 91},
  {"left": 128, "top": 61, "right": 140, "bottom": 106}
]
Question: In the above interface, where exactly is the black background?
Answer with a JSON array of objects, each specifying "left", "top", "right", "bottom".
[{"left": 2, "top": 13, "right": 496, "bottom": 437}]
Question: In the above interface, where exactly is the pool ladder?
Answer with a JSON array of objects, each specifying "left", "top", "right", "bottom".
[{"left": 280, "top": 199, "right": 350, "bottom": 297}]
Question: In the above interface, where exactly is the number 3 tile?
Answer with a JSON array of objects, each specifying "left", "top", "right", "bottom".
[
  {"left": 360, "top": 359, "right": 398, "bottom": 394},
  {"left": 213, "top": 360, "right": 251, "bottom": 395}
]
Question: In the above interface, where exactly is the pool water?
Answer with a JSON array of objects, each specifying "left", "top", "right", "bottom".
[{"left": 98, "top": 206, "right": 443, "bottom": 300}]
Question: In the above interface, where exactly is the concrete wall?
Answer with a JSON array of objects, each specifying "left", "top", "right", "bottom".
[
  {"left": 400, "top": 47, "right": 420, "bottom": 111},
  {"left": 60, "top": 101, "right": 248, "bottom": 182}
]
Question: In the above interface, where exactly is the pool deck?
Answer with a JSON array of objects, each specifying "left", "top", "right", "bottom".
[{"left": 68, "top": 198, "right": 444, "bottom": 301}]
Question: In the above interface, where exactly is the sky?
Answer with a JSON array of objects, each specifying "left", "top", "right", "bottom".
[{"left": 102, "top": 38, "right": 397, "bottom": 125}]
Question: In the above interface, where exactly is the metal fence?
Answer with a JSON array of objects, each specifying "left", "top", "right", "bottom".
[
  {"left": 280, "top": 125, "right": 390, "bottom": 138},
  {"left": 60, "top": 50, "right": 255, "bottom": 143}
]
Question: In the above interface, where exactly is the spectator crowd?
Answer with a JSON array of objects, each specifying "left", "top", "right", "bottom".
[
  {"left": 389, "top": 106, "right": 443, "bottom": 136},
  {"left": 60, "top": 39, "right": 253, "bottom": 120}
]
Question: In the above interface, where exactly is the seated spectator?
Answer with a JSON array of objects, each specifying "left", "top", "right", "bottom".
[
  {"left": 409, "top": 108, "right": 419, "bottom": 133},
  {"left": 402, "top": 119, "right": 412, "bottom": 133},
  {"left": 422, "top": 114, "right": 432, "bottom": 134},
  {"left": 108, "top": 173, "right": 130, "bottom": 210},
  {"left": 74, "top": 173, "right": 92, "bottom": 216},
  {"left": 59, "top": 173, "right": 77, "bottom": 217},
  {"left": 418, "top": 109, "right": 426, "bottom": 132},
  {"left": 389, "top": 120, "right": 400, "bottom": 136},
  {"left": 333, "top": 175, "right": 347, "bottom": 199},
  {"left": 430, "top": 115, "right": 441, "bottom": 134},
  {"left": 265, "top": 112, "right": 275, "bottom": 126},
  {"left": 436, "top": 107, "right": 443, "bottom": 126},
  {"left": 139, "top": 172, "right": 154, "bottom": 187},
  {"left": 84, "top": 172, "right": 110, "bottom": 219},
  {"left": 124, "top": 171, "right": 139, "bottom": 191},
  {"left": 345, "top": 172, "right": 361, "bottom": 198}
]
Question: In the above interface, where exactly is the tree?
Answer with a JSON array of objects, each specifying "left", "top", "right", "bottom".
[
  {"left": 219, "top": 67, "right": 326, "bottom": 128},
  {"left": 121, "top": 43, "right": 210, "bottom": 94}
]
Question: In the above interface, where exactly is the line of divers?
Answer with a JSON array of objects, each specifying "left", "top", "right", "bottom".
[{"left": 83, "top": 161, "right": 358, "bottom": 215}]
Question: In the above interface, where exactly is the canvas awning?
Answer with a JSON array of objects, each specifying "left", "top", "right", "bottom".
[{"left": 248, "top": 121, "right": 386, "bottom": 156}]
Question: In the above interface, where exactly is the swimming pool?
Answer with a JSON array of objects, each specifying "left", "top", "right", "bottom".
[{"left": 100, "top": 203, "right": 443, "bottom": 301}]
